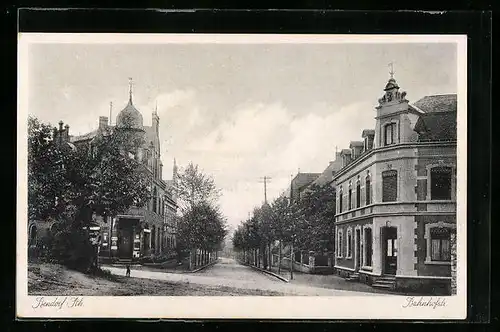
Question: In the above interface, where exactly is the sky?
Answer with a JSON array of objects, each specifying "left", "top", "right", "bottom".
[{"left": 27, "top": 40, "right": 457, "bottom": 228}]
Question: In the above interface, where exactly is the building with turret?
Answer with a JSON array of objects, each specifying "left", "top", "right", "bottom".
[
  {"left": 69, "top": 80, "right": 178, "bottom": 262},
  {"left": 333, "top": 73, "right": 457, "bottom": 294}
]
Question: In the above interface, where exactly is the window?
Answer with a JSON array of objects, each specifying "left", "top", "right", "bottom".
[
  {"left": 348, "top": 188, "right": 352, "bottom": 210},
  {"left": 365, "top": 175, "right": 371, "bottom": 205},
  {"left": 339, "top": 187, "right": 343, "bottom": 213},
  {"left": 364, "top": 228, "right": 373, "bottom": 266},
  {"left": 384, "top": 123, "right": 396, "bottom": 145},
  {"left": 430, "top": 167, "right": 453, "bottom": 200},
  {"left": 430, "top": 227, "right": 451, "bottom": 261},
  {"left": 356, "top": 180, "right": 361, "bottom": 208},
  {"left": 152, "top": 187, "right": 158, "bottom": 213},
  {"left": 382, "top": 170, "right": 398, "bottom": 202},
  {"left": 337, "top": 230, "right": 343, "bottom": 257},
  {"left": 346, "top": 229, "right": 352, "bottom": 258}
]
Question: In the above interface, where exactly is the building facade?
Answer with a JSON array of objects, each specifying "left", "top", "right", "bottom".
[
  {"left": 333, "top": 76, "right": 457, "bottom": 294},
  {"left": 70, "top": 83, "right": 178, "bottom": 262}
]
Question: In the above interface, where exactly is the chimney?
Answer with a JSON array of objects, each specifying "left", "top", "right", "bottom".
[{"left": 99, "top": 116, "right": 109, "bottom": 130}]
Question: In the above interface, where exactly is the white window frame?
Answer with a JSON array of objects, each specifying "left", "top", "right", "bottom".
[
  {"left": 346, "top": 227, "right": 353, "bottom": 259},
  {"left": 426, "top": 164, "right": 456, "bottom": 201},
  {"left": 424, "top": 222, "right": 455, "bottom": 265}
]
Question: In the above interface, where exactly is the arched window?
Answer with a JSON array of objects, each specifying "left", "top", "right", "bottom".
[
  {"left": 356, "top": 178, "right": 361, "bottom": 208},
  {"left": 430, "top": 166, "right": 453, "bottom": 200},
  {"left": 339, "top": 187, "right": 343, "bottom": 213},
  {"left": 348, "top": 181, "right": 352, "bottom": 210},
  {"left": 336, "top": 229, "right": 344, "bottom": 258},
  {"left": 346, "top": 228, "right": 353, "bottom": 258},
  {"left": 365, "top": 173, "right": 372, "bottom": 205}
]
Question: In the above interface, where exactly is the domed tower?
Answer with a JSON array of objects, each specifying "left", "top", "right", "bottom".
[
  {"left": 114, "top": 78, "right": 146, "bottom": 160},
  {"left": 373, "top": 64, "right": 412, "bottom": 148},
  {"left": 116, "top": 78, "right": 144, "bottom": 130}
]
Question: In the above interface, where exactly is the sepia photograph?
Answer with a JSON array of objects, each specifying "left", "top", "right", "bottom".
[{"left": 17, "top": 33, "right": 467, "bottom": 319}]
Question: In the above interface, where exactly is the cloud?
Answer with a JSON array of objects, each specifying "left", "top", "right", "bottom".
[{"left": 186, "top": 100, "right": 376, "bottom": 226}]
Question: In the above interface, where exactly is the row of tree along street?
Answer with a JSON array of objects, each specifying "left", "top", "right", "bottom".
[
  {"left": 28, "top": 115, "right": 226, "bottom": 273},
  {"left": 232, "top": 183, "right": 336, "bottom": 278}
]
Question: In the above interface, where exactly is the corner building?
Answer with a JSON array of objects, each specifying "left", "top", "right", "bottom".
[
  {"left": 71, "top": 84, "right": 178, "bottom": 262},
  {"left": 333, "top": 76, "right": 457, "bottom": 294}
]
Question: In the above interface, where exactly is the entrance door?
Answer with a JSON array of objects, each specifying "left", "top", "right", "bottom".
[
  {"left": 382, "top": 226, "right": 397, "bottom": 275},
  {"left": 118, "top": 224, "right": 133, "bottom": 259},
  {"left": 355, "top": 229, "right": 361, "bottom": 270}
]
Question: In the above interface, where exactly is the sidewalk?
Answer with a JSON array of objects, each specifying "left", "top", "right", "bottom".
[{"left": 266, "top": 266, "right": 395, "bottom": 294}]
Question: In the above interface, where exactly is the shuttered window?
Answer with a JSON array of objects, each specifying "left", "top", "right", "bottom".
[
  {"left": 382, "top": 170, "right": 398, "bottom": 202},
  {"left": 431, "top": 167, "right": 452, "bottom": 200}
]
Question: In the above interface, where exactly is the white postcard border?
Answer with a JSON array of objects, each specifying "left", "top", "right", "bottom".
[{"left": 17, "top": 33, "right": 467, "bottom": 320}]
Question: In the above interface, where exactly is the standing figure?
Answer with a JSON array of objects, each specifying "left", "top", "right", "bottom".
[{"left": 126, "top": 264, "right": 131, "bottom": 277}]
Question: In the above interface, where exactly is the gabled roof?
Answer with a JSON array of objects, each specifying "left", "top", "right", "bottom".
[
  {"left": 340, "top": 149, "right": 352, "bottom": 155},
  {"left": 362, "top": 129, "right": 375, "bottom": 137},
  {"left": 349, "top": 141, "right": 364, "bottom": 148}
]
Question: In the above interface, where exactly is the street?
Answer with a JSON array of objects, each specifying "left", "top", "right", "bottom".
[{"left": 102, "top": 257, "right": 390, "bottom": 296}]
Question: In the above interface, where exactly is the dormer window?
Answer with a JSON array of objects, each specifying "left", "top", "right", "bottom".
[{"left": 384, "top": 123, "right": 396, "bottom": 145}]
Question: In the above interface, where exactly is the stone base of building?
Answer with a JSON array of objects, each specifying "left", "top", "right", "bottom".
[{"left": 335, "top": 266, "right": 451, "bottom": 295}]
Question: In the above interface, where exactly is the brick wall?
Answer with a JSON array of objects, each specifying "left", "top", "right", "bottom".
[{"left": 450, "top": 229, "right": 457, "bottom": 295}]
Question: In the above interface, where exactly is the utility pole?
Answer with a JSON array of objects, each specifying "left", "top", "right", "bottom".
[
  {"left": 258, "top": 176, "right": 272, "bottom": 204},
  {"left": 109, "top": 101, "right": 113, "bottom": 125}
]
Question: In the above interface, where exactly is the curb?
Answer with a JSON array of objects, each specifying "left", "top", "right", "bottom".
[
  {"left": 238, "top": 260, "right": 289, "bottom": 283},
  {"left": 188, "top": 259, "right": 220, "bottom": 273}
]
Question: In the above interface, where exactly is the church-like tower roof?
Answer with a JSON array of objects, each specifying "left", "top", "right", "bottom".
[{"left": 115, "top": 78, "right": 144, "bottom": 130}]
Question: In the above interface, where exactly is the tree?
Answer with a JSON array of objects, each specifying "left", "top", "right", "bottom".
[
  {"left": 293, "top": 184, "right": 336, "bottom": 253},
  {"left": 28, "top": 116, "right": 72, "bottom": 222},
  {"left": 177, "top": 201, "right": 227, "bottom": 267},
  {"left": 65, "top": 129, "right": 151, "bottom": 226},
  {"left": 175, "top": 162, "right": 221, "bottom": 211},
  {"left": 27, "top": 116, "right": 152, "bottom": 271}
]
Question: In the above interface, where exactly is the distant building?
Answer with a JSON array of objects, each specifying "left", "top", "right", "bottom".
[
  {"left": 333, "top": 74, "right": 457, "bottom": 294},
  {"left": 289, "top": 172, "right": 321, "bottom": 203},
  {"left": 68, "top": 81, "right": 178, "bottom": 262}
]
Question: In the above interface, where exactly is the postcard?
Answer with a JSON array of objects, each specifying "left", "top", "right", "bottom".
[{"left": 17, "top": 33, "right": 467, "bottom": 319}]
